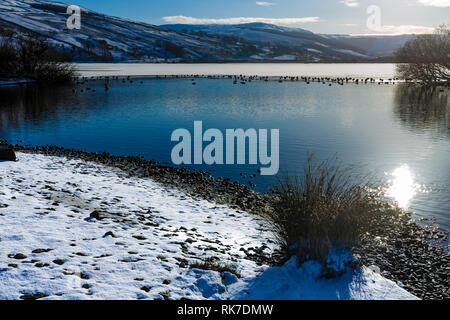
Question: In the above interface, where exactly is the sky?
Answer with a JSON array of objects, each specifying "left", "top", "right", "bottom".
[{"left": 57, "top": 0, "right": 449, "bottom": 35}]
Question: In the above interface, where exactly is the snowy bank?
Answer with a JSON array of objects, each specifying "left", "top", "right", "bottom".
[
  {"left": 0, "top": 152, "right": 417, "bottom": 300},
  {"left": 239, "top": 257, "right": 418, "bottom": 300}
]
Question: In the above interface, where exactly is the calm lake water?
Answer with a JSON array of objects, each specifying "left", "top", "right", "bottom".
[{"left": 0, "top": 64, "right": 449, "bottom": 233}]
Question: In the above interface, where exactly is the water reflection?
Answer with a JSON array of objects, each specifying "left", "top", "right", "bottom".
[
  {"left": 394, "top": 85, "right": 449, "bottom": 137},
  {"left": 386, "top": 165, "right": 417, "bottom": 209},
  {"left": 386, "top": 164, "right": 431, "bottom": 209},
  {"left": 0, "top": 84, "right": 77, "bottom": 132}
]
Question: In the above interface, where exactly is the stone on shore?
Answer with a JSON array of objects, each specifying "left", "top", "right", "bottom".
[{"left": 0, "top": 145, "right": 16, "bottom": 161}]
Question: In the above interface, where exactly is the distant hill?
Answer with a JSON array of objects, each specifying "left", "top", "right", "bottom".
[
  {"left": 0, "top": 0, "right": 413, "bottom": 62},
  {"left": 163, "top": 23, "right": 415, "bottom": 59},
  {"left": 321, "top": 34, "right": 415, "bottom": 57}
]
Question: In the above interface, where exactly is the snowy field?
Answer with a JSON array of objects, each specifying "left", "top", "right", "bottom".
[{"left": 0, "top": 152, "right": 417, "bottom": 300}]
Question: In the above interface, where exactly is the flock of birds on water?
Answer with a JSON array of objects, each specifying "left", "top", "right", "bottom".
[{"left": 72, "top": 74, "right": 412, "bottom": 93}]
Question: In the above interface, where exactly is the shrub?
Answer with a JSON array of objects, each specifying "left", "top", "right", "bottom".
[
  {"left": 0, "top": 27, "right": 18, "bottom": 76},
  {"left": 396, "top": 25, "right": 449, "bottom": 85},
  {"left": 162, "top": 41, "right": 185, "bottom": 58},
  {"left": 0, "top": 29, "right": 76, "bottom": 83},
  {"left": 270, "top": 155, "right": 403, "bottom": 265}
]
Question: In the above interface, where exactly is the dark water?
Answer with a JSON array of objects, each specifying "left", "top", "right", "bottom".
[{"left": 0, "top": 78, "right": 449, "bottom": 232}]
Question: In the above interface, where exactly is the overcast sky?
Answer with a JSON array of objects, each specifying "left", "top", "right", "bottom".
[{"left": 59, "top": 0, "right": 449, "bottom": 35}]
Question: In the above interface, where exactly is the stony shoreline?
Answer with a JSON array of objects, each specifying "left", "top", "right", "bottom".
[{"left": 10, "top": 144, "right": 450, "bottom": 300}]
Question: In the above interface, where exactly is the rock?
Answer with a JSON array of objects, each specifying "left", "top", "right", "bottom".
[
  {"left": 53, "top": 259, "right": 65, "bottom": 265},
  {"left": 89, "top": 210, "right": 102, "bottom": 220},
  {"left": 76, "top": 272, "right": 90, "bottom": 280},
  {"left": 103, "top": 231, "right": 115, "bottom": 238},
  {"left": 0, "top": 145, "right": 16, "bottom": 161},
  {"left": 19, "top": 293, "right": 49, "bottom": 300},
  {"left": 32, "top": 248, "right": 53, "bottom": 254},
  {"left": 35, "top": 262, "right": 50, "bottom": 268},
  {"left": 10, "top": 253, "right": 27, "bottom": 260},
  {"left": 159, "top": 290, "right": 170, "bottom": 300},
  {"left": 74, "top": 252, "right": 88, "bottom": 257},
  {"left": 140, "top": 286, "right": 151, "bottom": 292}
]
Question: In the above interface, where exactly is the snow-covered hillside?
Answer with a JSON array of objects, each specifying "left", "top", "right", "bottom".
[
  {"left": 0, "top": 0, "right": 251, "bottom": 62},
  {"left": 162, "top": 23, "right": 413, "bottom": 59},
  {"left": 0, "top": 0, "right": 406, "bottom": 62},
  {"left": 0, "top": 152, "right": 417, "bottom": 300}
]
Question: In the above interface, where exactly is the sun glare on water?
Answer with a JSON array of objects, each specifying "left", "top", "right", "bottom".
[{"left": 386, "top": 165, "right": 421, "bottom": 209}]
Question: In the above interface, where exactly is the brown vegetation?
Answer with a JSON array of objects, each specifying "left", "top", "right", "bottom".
[
  {"left": 396, "top": 25, "right": 449, "bottom": 85},
  {"left": 0, "top": 27, "right": 75, "bottom": 83}
]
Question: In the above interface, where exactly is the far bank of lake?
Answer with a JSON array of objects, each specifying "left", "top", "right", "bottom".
[{"left": 74, "top": 63, "right": 398, "bottom": 79}]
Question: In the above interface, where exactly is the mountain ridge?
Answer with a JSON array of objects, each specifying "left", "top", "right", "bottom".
[{"left": 0, "top": 0, "right": 412, "bottom": 62}]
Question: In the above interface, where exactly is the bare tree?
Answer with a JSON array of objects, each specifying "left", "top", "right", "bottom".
[
  {"left": 0, "top": 27, "right": 18, "bottom": 77},
  {"left": 396, "top": 25, "right": 449, "bottom": 86},
  {"left": 0, "top": 30, "right": 75, "bottom": 83}
]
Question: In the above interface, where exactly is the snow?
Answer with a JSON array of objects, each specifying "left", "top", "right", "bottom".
[
  {"left": 273, "top": 55, "right": 296, "bottom": 61},
  {"left": 0, "top": 152, "right": 418, "bottom": 300},
  {"left": 239, "top": 256, "right": 418, "bottom": 300},
  {"left": 307, "top": 48, "right": 322, "bottom": 53},
  {"left": 334, "top": 49, "right": 372, "bottom": 59},
  {"left": 0, "top": 152, "right": 275, "bottom": 300}
]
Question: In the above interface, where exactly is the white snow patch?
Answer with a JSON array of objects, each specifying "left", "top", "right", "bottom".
[
  {"left": 239, "top": 256, "right": 419, "bottom": 300},
  {"left": 273, "top": 54, "right": 296, "bottom": 61},
  {"left": 307, "top": 48, "right": 322, "bottom": 53},
  {"left": 0, "top": 152, "right": 275, "bottom": 300}
]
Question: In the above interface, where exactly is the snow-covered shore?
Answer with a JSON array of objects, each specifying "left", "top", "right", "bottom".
[{"left": 0, "top": 152, "right": 417, "bottom": 300}]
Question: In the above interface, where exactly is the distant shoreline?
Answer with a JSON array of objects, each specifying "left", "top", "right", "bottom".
[{"left": 72, "top": 62, "right": 398, "bottom": 79}]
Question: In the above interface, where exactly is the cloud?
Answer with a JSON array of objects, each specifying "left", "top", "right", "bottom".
[
  {"left": 162, "top": 16, "right": 320, "bottom": 25},
  {"left": 256, "top": 1, "right": 275, "bottom": 6},
  {"left": 340, "top": 0, "right": 360, "bottom": 7},
  {"left": 416, "top": 0, "right": 450, "bottom": 7}
]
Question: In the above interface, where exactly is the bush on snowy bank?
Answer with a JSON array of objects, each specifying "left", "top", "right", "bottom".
[{"left": 270, "top": 155, "right": 404, "bottom": 271}]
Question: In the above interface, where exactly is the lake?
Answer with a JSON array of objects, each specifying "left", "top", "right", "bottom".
[{"left": 0, "top": 63, "right": 449, "bottom": 233}]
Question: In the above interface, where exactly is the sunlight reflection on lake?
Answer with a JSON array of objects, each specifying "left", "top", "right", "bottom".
[{"left": 386, "top": 165, "right": 428, "bottom": 209}]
